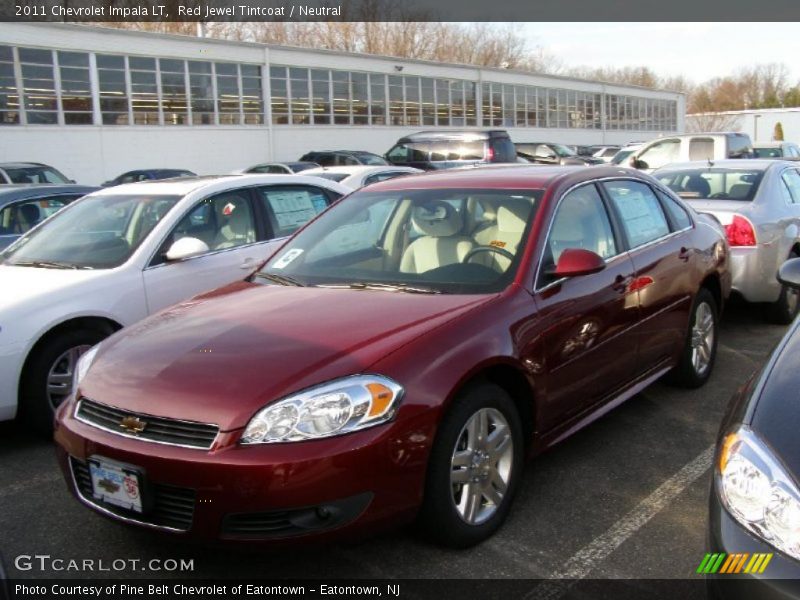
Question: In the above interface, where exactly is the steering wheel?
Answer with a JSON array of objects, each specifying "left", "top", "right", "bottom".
[{"left": 463, "top": 245, "right": 514, "bottom": 263}]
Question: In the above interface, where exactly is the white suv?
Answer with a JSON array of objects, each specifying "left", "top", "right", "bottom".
[
  {"left": 629, "top": 132, "right": 754, "bottom": 172},
  {"left": 0, "top": 175, "right": 349, "bottom": 432}
]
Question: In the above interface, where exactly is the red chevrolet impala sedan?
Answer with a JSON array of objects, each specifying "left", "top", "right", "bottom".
[{"left": 55, "top": 166, "right": 730, "bottom": 547}]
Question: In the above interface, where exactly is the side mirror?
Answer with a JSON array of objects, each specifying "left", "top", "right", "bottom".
[
  {"left": 777, "top": 257, "right": 800, "bottom": 290},
  {"left": 553, "top": 248, "right": 606, "bottom": 278},
  {"left": 630, "top": 157, "right": 647, "bottom": 169},
  {"left": 165, "top": 237, "right": 209, "bottom": 261}
]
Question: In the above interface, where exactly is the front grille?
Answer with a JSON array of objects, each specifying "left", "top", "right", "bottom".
[
  {"left": 76, "top": 398, "right": 219, "bottom": 450},
  {"left": 71, "top": 457, "right": 196, "bottom": 531}
]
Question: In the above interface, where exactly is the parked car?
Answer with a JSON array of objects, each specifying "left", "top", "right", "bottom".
[
  {"left": 386, "top": 130, "right": 517, "bottom": 170},
  {"left": 708, "top": 258, "right": 800, "bottom": 598},
  {"left": 655, "top": 160, "right": 800, "bottom": 323},
  {"left": 302, "top": 165, "right": 423, "bottom": 189},
  {"left": 515, "top": 143, "right": 604, "bottom": 166},
  {"left": 54, "top": 165, "right": 729, "bottom": 547},
  {"left": 567, "top": 145, "right": 596, "bottom": 157},
  {"left": 753, "top": 142, "right": 800, "bottom": 160},
  {"left": 610, "top": 144, "right": 644, "bottom": 165},
  {"left": 629, "top": 133, "right": 754, "bottom": 172},
  {"left": 0, "top": 185, "right": 98, "bottom": 250},
  {"left": 0, "top": 162, "right": 73, "bottom": 185},
  {"left": 236, "top": 162, "right": 321, "bottom": 175},
  {"left": 102, "top": 169, "right": 196, "bottom": 187},
  {"left": 299, "top": 151, "right": 388, "bottom": 167},
  {"left": 591, "top": 146, "right": 622, "bottom": 163},
  {"left": 0, "top": 175, "right": 350, "bottom": 433}
]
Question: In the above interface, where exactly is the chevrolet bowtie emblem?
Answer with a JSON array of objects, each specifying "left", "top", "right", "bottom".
[{"left": 119, "top": 415, "right": 147, "bottom": 435}]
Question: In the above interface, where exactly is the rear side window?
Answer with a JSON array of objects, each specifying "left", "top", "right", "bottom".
[
  {"left": 603, "top": 180, "right": 670, "bottom": 248},
  {"left": 657, "top": 190, "right": 692, "bottom": 230},
  {"left": 491, "top": 139, "right": 516, "bottom": 162},
  {"left": 689, "top": 138, "right": 715, "bottom": 161},
  {"left": 258, "top": 186, "right": 331, "bottom": 237},
  {"left": 781, "top": 169, "right": 800, "bottom": 204}
]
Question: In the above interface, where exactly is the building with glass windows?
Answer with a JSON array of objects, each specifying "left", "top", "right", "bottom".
[{"left": 0, "top": 23, "right": 685, "bottom": 185}]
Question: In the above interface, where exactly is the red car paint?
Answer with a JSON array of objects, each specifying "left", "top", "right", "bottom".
[{"left": 55, "top": 166, "right": 731, "bottom": 543}]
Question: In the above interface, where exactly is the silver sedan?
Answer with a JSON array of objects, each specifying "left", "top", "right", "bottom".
[{"left": 655, "top": 159, "right": 800, "bottom": 323}]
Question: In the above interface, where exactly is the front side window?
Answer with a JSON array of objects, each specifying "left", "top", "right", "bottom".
[
  {"left": 259, "top": 188, "right": 542, "bottom": 294},
  {"left": 540, "top": 184, "right": 617, "bottom": 286},
  {"left": 2, "top": 194, "right": 180, "bottom": 269},
  {"left": 603, "top": 180, "right": 670, "bottom": 248},
  {"left": 636, "top": 139, "right": 680, "bottom": 170}
]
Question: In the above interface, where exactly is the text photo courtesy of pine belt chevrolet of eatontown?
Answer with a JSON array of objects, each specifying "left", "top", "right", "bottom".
[{"left": 1, "top": 15, "right": 800, "bottom": 600}]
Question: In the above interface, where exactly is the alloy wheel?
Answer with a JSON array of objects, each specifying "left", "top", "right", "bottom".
[
  {"left": 47, "top": 344, "right": 92, "bottom": 411},
  {"left": 690, "top": 302, "right": 715, "bottom": 376}
]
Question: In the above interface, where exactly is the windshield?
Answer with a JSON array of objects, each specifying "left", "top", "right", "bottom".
[
  {"left": 4, "top": 166, "right": 70, "bottom": 184},
  {"left": 2, "top": 194, "right": 181, "bottom": 269},
  {"left": 552, "top": 144, "right": 577, "bottom": 158},
  {"left": 258, "top": 188, "right": 542, "bottom": 294},
  {"left": 753, "top": 147, "right": 783, "bottom": 158},
  {"left": 655, "top": 169, "right": 764, "bottom": 201},
  {"left": 611, "top": 149, "right": 635, "bottom": 165},
  {"left": 354, "top": 153, "right": 388, "bottom": 166}
]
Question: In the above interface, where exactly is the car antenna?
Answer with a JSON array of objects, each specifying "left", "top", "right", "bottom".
[{"left": 707, "top": 158, "right": 714, "bottom": 168}]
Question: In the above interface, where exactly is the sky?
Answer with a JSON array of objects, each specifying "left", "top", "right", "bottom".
[{"left": 521, "top": 23, "right": 799, "bottom": 84}]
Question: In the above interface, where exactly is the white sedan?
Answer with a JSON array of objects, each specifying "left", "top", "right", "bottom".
[
  {"left": 0, "top": 175, "right": 350, "bottom": 432},
  {"left": 302, "top": 166, "right": 422, "bottom": 190}
]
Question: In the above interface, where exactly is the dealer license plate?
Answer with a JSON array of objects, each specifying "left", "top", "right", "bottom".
[{"left": 88, "top": 458, "right": 143, "bottom": 513}]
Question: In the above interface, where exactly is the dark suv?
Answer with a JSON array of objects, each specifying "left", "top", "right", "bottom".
[
  {"left": 299, "top": 151, "right": 388, "bottom": 167},
  {"left": 385, "top": 130, "right": 517, "bottom": 170}
]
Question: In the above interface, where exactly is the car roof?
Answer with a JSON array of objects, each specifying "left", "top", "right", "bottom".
[
  {"left": 304, "top": 165, "right": 417, "bottom": 176},
  {"left": 89, "top": 174, "right": 350, "bottom": 196},
  {"left": 362, "top": 165, "right": 636, "bottom": 192},
  {"left": 397, "top": 130, "right": 509, "bottom": 143},
  {"left": 0, "top": 184, "right": 98, "bottom": 206},
  {"left": 0, "top": 162, "right": 52, "bottom": 169},
  {"left": 753, "top": 142, "right": 789, "bottom": 148},
  {"left": 655, "top": 159, "right": 784, "bottom": 171}
]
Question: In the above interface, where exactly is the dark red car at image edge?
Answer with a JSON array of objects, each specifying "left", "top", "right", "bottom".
[{"left": 54, "top": 166, "right": 731, "bottom": 547}]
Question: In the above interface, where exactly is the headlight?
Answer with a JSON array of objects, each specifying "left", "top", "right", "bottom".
[
  {"left": 73, "top": 345, "right": 99, "bottom": 391},
  {"left": 241, "top": 375, "right": 404, "bottom": 444},
  {"left": 717, "top": 426, "right": 800, "bottom": 561}
]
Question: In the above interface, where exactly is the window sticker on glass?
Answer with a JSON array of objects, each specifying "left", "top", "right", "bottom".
[
  {"left": 272, "top": 248, "right": 304, "bottom": 269},
  {"left": 267, "top": 191, "right": 318, "bottom": 231}
]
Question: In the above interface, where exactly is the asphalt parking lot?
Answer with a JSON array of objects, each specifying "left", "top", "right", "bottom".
[{"left": 0, "top": 300, "right": 789, "bottom": 590}]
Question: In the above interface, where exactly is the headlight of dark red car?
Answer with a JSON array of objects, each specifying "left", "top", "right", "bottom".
[
  {"left": 240, "top": 375, "right": 404, "bottom": 444},
  {"left": 717, "top": 425, "right": 800, "bottom": 561}
]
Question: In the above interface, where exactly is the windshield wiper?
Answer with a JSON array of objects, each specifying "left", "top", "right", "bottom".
[
  {"left": 254, "top": 272, "right": 304, "bottom": 287},
  {"left": 11, "top": 260, "right": 90, "bottom": 270},
  {"left": 317, "top": 282, "right": 442, "bottom": 294}
]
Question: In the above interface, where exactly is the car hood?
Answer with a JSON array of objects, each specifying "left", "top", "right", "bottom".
[
  {"left": 749, "top": 319, "right": 800, "bottom": 478},
  {"left": 81, "top": 282, "right": 496, "bottom": 431},
  {"left": 0, "top": 264, "right": 107, "bottom": 314}
]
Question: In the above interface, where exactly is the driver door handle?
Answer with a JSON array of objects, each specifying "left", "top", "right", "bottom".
[{"left": 240, "top": 257, "right": 257, "bottom": 270}]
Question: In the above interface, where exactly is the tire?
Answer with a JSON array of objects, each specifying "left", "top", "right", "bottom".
[
  {"left": 666, "top": 288, "right": 718, "bottom": 388},
  {"left": 419, "top": 383, "right": 524, "bottom": 548},
  {"left": 765, "top": 251, "right": 800, "bottom": 325},
  {"left": 18, "top": 328, "right": 107, "bottom": 436}
]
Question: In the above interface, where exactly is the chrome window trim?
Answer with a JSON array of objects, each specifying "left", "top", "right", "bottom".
[
  {"left": 74, "top": 397, "right": 219, "bottom": 451},
  {"left": 68, "top": 458, "right": 188, "bottom": 533}
]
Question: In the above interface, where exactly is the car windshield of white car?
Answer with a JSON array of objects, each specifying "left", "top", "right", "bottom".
[
  {"left": 656, "top": 169, "right": 764, "bottom": 202},
  {"left": 1, "top": 194, "right": 181, "bottom": 269},
  {"left": 257, "top": 188, "right": 543, "bottom": 295}
]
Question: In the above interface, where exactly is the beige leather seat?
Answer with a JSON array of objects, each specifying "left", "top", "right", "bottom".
[
  {"left": 213, "top": 202, "right": 255, "bottom": 250},
  {"left": 471, "top": 200, "right": 532, "bottom": 272},
  {"left": 400, "top": 201, "right": 474, "bottom": 274}
]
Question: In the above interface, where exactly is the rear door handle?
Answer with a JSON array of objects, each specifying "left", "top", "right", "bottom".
[
  {"left": 612, "top": 274, "right": 631, "bottom": 293},
  {"left": 240, "top": 257, "right": 257, "bottom": 270}
]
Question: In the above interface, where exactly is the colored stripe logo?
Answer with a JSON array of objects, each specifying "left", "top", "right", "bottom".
[{"left": 697, "top": 553, "right": 773, "bottom": 574}]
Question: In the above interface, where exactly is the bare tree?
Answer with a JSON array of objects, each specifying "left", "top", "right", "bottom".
[{"left": 685, "top": 112, "right": 742, "bottom": 133}]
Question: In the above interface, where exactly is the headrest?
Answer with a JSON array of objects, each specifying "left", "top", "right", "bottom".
[
  {"left": 412, "top": 201, "right": 462, "bottom": 237},
  {"left": 685, "top": 175, "right": 710, "bottom": 197},
  {"left": 497, "top": 202, "right": 530, "bottom": 233},
  {"left": 728, "top": 184, "right": 751, "bottom": 199}
]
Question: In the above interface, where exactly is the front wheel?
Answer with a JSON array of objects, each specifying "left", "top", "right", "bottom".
[
  {"left": 419, "top": 383, "right": 524, "bottom": 547},
  {"left": 666, "top": 288, "right": 718, "bottom": 388},
  {"left": 19, "top": 328, "right": 108, "bottom": 435},
  {"left": 765, "top": 251, "right": 800, "bottom": 325}
]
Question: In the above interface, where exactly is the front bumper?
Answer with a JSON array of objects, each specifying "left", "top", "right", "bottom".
[
  {"left": 707, "top": 484, "right": 800, "bottom": 600},
  {"left": 729, "top": 246, "right": 782, "bottom": 304},
  {"left": 54, "top": 399, "right": 432, "bottom": 544}
]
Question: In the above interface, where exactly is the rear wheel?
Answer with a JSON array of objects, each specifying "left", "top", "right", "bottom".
[
  {"left": 419, "top": 383, "right": 524, "bottom": 547},
  {"left": 765, "top": 251, "right": 800, "bottom": 325},
  {"left": 667, "top": 288, "right": 718, "bottom": 388},
  {"left": 19, "top": 328, "right": 107, "bottom": 435}
]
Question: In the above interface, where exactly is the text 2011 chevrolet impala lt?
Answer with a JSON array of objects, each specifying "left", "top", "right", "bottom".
[{"left": 55, "top": 166, "right": 731, "bottom": 547}]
